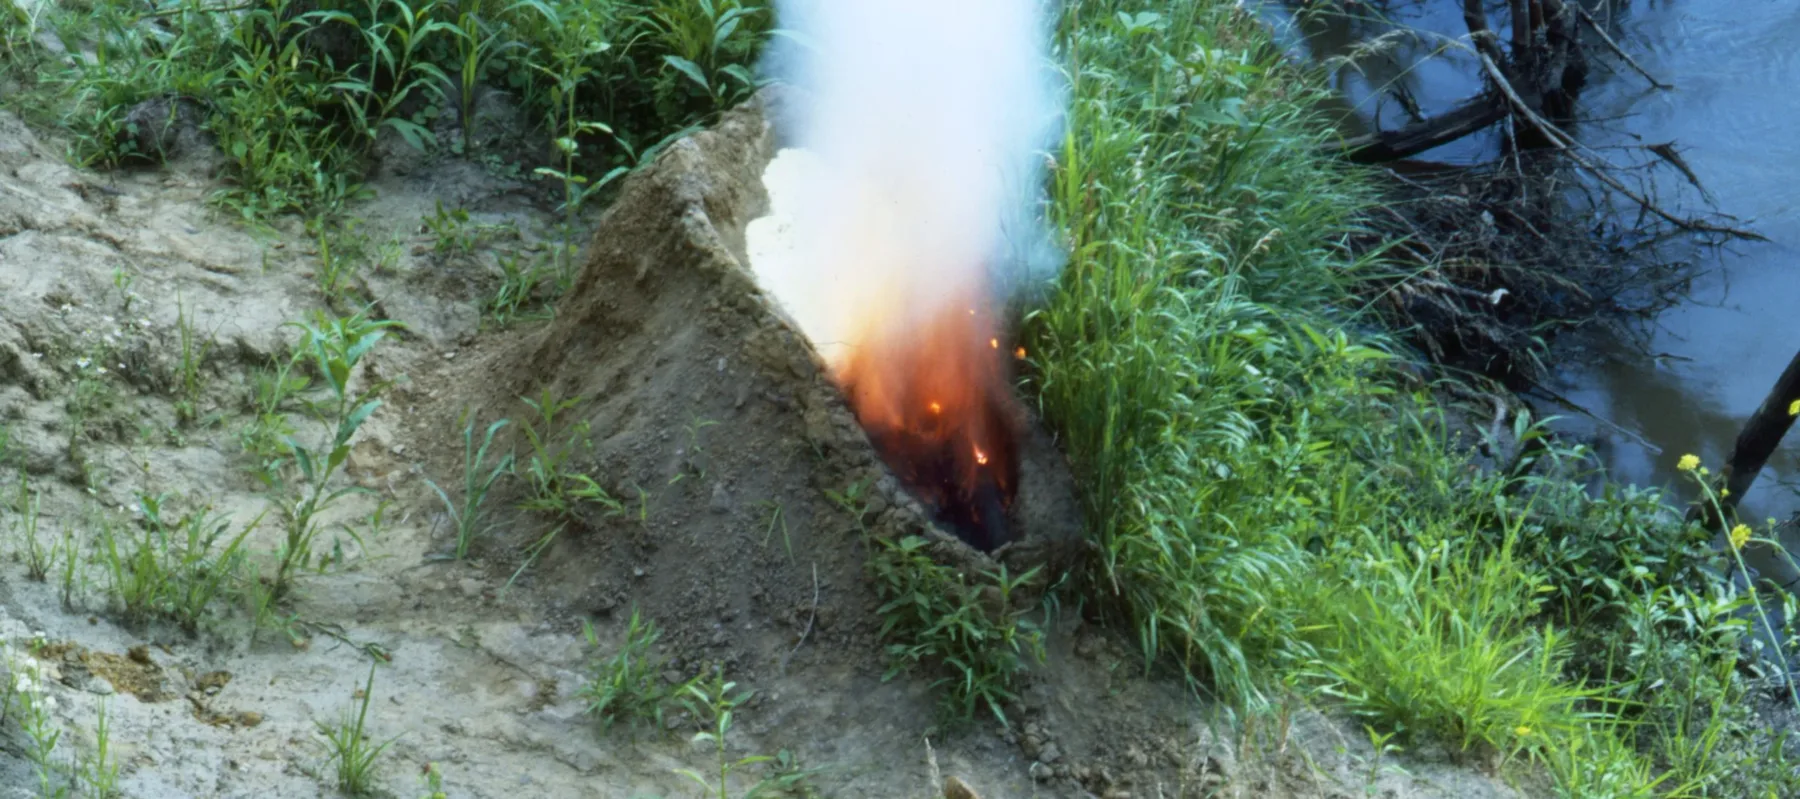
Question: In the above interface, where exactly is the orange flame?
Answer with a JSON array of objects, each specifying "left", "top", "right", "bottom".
[{"left": 834, "top": 288, "right": 1021, "bottom": 546}]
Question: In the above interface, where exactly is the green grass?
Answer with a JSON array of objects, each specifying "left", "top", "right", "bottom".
[
  {"left": 578, "top": 608, "right": 690, "bottom": 732},
  {"left": 1019, "top": 0, "right": 1800, "bottom": 795},
  {"left": 868, "top": 535, "right": 1043, "bottom": 727},
  {"left": 425, "top": 412, "right": 514, "bottom": 559},
  {"left": 96, "top": 492, "right": 260, "bottom": 632},
  {"left": 316, "top": 663, "right": 402, "bottom": 796},
  {"left": 8, "top": 0, "right": 771, "bottom": 224}
]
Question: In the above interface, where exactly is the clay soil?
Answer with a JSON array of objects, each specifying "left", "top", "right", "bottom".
[{"left": 0, "top": 93, "right": 1534, "bottom": 798}]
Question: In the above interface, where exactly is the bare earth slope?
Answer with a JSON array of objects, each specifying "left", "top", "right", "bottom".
[{"left": 0, "top": 96, "right": 1530, "bottom": 799}]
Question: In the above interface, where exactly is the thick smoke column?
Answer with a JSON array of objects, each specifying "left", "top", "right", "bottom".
[{"left": 747, "top": 0, "right": 1064, "bottom": 366}]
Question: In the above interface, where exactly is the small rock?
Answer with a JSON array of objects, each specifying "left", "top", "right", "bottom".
[
  {"left": 943, "top": 776, "right": 982, "bottom": 799},
  {"left": 709, "top": 483, "right": 731, "bottom": 512},
  {"left": 1123, "top": 745, "right": 1148, "bottom": 768},
  {"left": 1028, "top": 762, "right": 1054, "bottom": 783},
  {"left": 236, "top": 711, "right": 263, "bottom": 728},
  {"left": 458, "top": 578, "right": 483, "bottom": 599},
  {"left": 662, "top": 670, "right": 686, "bottom": 686},
  {"left": 1075, "top": 635, "right": 1102, "bottom": 659},
  {"left": 1022, "top": 735, "right": 1042, "bottom": 758},
  {"left": 1038, "top": 743, "right": 1061, "bottom": 764}
]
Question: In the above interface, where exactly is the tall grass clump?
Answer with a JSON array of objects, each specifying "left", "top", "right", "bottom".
[
  {"left": 29, "top": 0, "right": 771, "bottom": 222},
  {"left": 1029, "top": 1, "right": 1797, "bottom": 794},
  {"left": 1030, "top": 0, "right": 1386, "bottom": 703}
]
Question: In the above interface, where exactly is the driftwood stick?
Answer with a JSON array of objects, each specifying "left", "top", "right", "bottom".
[
  {"left": 1462, "top": 0, "right": 1509, "bottom": 66},
  {"left": 1475, "top": 52, "right": 1767, "bottom": 242},
  {"left": 1686, "top": 346, "right": 1800, "bottom": 529},
  {"left": 1334, "top": 94, "right": 1508, "bottom": 163},
  {"left": 1574, "top": 4, "right": 1673, "bottom": 90}
]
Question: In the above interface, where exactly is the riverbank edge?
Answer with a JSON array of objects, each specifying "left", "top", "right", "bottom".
[{"left": 1024, "top": 1, "right": 1800, "bottom": 795}]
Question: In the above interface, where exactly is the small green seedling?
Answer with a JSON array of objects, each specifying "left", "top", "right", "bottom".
[
  {"left": 425, "top": 413, "right": 514, "bottom": 559},
  {"left": 317, "top": 663, "right": 402, "bottom": 796}
]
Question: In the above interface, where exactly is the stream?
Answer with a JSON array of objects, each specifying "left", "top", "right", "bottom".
[{"left": 1257, "top": 1, "right": 1800, "bottom": 580}]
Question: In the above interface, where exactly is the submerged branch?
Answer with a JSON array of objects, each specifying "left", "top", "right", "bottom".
[
  {"left": 1333, "top": 94, "right": 1508, "bottom": 163},
  {"left": 1688, "top": 346, "right": 1800, "bottom": 530},
  {"left": 1475, "top": 52, "right": 1766, "bottom": 242},
  {"left": 1574, "top": 4, "right": 1673, "bottom": 90}
]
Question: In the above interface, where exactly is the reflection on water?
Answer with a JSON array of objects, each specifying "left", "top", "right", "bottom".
[{"left": 1260, "top": 1, "right": 1800, "bottom": 571}]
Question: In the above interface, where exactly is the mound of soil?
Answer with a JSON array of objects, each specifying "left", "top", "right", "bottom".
[{"left": 431, "top": 90, "right": 1088, "bottom": 670}]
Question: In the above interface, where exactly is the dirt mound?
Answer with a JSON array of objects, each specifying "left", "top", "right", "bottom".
[{"left": 432, "top": 90, "right": 1084, "bottom": 670}]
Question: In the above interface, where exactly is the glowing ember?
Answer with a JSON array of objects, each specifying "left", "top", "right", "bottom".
[{"left": 833, "top": 290, "right": 1023, "bottom": 550}]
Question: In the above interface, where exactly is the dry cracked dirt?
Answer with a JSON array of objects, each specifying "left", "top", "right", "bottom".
[{"left": 0, "top": 93, "right": 1535, "bottom": 798}]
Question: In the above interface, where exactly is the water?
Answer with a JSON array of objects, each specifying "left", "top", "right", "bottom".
[{"left": 1259, "top": 1, "right": 1800, "bottom": 577}]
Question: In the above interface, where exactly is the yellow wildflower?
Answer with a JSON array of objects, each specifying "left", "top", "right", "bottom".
[
  {"left": 1790, "top": 399, "right": 1799, "bottom": 417},
  {"left": 1514, "top": 725, "right": 1531, "bottom": 737},
  {"left": 1730, "top": 524, "right": 1752, "bottom": 551},
  {"left": 1722, "top": 488, "right": 1731, "bottom": 498},
  {"left": 1677, "top": 454, "right": 1700, "bottom": 472}
]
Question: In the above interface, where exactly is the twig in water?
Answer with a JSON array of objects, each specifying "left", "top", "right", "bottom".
[
  {"left": 1573, "top": 4, "right": 1673, "bottom": 90},
  {"left": 1475, "top": 52, "right": 1766, "bottom": 242}
]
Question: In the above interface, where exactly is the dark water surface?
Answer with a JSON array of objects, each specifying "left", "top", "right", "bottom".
[{"left": 1258, "top": 1, "right": 1800, "bottom": 574}]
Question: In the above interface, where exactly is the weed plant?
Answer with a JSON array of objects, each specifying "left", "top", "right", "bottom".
[
  {"left": 515, "top": 389, "right": 623, "bottom": 519},
  {"left": 425, "top": 412, "right": 514, "bottom": 559},
  {"left": 266, "top": 310, "right": 400, "bottom": 595},
  {"left": 579, "top": 608, "right": 689, "bottom": 731},
  {"left": 96, "top": 492, "right": 260, "bottom": 632},
  {"left": 868, "top": 535, "right": 1043, "bottom": 727},
  {"left": 317, "top": 663, "right": 402, "bottom": 795}
]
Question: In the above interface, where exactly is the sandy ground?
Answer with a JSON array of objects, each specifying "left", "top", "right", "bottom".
[{"left": 0, "top": 94, "right": 1538, "bottom": 799}]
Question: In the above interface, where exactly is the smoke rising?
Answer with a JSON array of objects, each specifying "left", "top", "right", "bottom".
[{"left": 746, "top": 0, "right": 1064, "bottom": 367}]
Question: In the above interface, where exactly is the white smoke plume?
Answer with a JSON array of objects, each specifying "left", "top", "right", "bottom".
[{"left": 746, "top": 0, "right": 1065, "bottom": 367}]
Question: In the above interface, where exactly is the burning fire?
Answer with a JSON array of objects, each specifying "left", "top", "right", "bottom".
[
  {"left": 834, "top": 292, "right": 1022, "bottom": 549},
  {"left": 746, "top": 0, "right": 1060, "bottom": 550}
]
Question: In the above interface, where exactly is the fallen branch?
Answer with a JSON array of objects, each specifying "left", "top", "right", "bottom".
[
  {"left": 779, "top": 562, "right": 819, "bottom": 676},
  {"left": 1334, "top": 94, "right": 1509, "bottom": 163},
  {"left": 1476, "top": 52, "right": 1767, "bottom": 242},
  {"left": 1686, "top": 345, "right": 1800, "bottom": 529},
  {"left": 1574, "top": 4, "right": 1673, "bottom": 90}
]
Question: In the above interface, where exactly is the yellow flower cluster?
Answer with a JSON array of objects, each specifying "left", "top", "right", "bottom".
[
  {"left": 1677, "top": 453, "right": 1700, "bottom": 472},
  {"left": 1730, "top": 524, "right": 1752, "bottom": 552}
]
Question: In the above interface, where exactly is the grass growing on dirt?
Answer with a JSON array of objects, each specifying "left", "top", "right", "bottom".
[
  {"left": 317, "top": 662, "right": 402, "bottom": 795},
  {"left": 1024, "top": 0, "right": 1800, "bottom": 795},
  {"left": 1, "top": 0, "right": 770, "bottom": 222}
]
